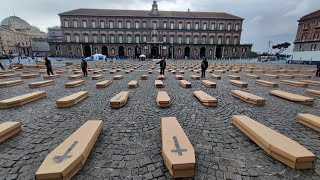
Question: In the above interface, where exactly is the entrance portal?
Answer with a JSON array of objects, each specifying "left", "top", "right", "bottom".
[{"left": 215, "top": 46, "right": 222, "bottom": 59}]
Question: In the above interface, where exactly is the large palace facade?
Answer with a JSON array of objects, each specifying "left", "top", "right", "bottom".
[{"left": 49, "top": 1, "right": 252, "bottom": 59}]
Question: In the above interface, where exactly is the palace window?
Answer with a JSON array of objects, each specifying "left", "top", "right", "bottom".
[
  {"left": 153, "top": 22, "right": 157, "bottom": 29},
  {"left": 226, "top": 37, "right": 230, "bottom": 44},
  {"left": 75, "top": 34, "right": 80, "bottom": 43},
  {"left": 242, "top": 48, "right": 246, "bottom": 53},
  {"left": 110, "top": 35, "right": 115, "bottom": 43},
  {"left": 93, "top": 35, "right": 98, "bottom": 43},
  {"left": 235, "top": 24, "right": 240, "bottom": 31},
  {"left": 187, "top": 23, "right": 191, "bottom": 30},
  {"left": 178, "top": 23, "right": 183, "bottom": 29},
  {"left": 135, "top": 35, "right": 140, "bottom": 43},
  {"left": 194, "top": 36, "right": 198, "bottom": 44},
  {"left": 101, "top": 35, "right": 106, "bottom": 43},
  {"left": 313, "top": 34, "right": 319, "bottom": 40},
  {"left": 100, "top": 21, "right": 105, "bottom": 28},
  {"left": 127, "top": 22, "right": 131, "bottom": 29},
  {"left": 109, "top": 21, "right": 114, "bottom": 28},
  {"left": 234, "top": 36, "right": 238, "bottom": 45},
  {"left": 66, "top": 34, "right": 71, "bottom": 42},
  {"left": 311, "top": 44, "right": 317, "bottom": 51},
  {"left": 143, "top": 35, "right": 147, "bottom": 42},
  {"left": 135, "top": 22, "right": 139, "bottom": 29},
  {"left": 218, "top": 36, "right": 222, "bottom": 44},
  {"left": 210, "top": 36, "right": 214, "bottom": 44},
  {"left": 84, "top": 34, "right": 89, "bottom": 43},
  {"left": 143, "top": 22, "right": 147, "bottom": 28},
  {"left": 202, "top": 36, "right": 206, "bottom": 44},
  {"left": 170, "top": 22, "right": 174, "bottom": 29},
  {"left": 301, "top": 35, "right": 306, "bottom": 41},
  {"left": 170, "top": 36, "right": 174, "bottom": 43},
  {"left": 92, "top": 21, "right": 96, "bottom": 28},
  {"left": 163, "top": 22, "right": 167, "bottom": 28},
  {"left": 118, "top": 21, "right": 122, "bottom": 28},
  {"left": 219, "top": 23, "right": 224, "bottom": 30},
  {"left": 73, "top": 20, "right": 78, "bottom": 28},
  {"left": 186, "top": 36, "right": 190, "bottom": 44},
  {"left": 203, "top": 23, "right": 207, "bottom": 30},
  {"left": 303, "top": 23, "right": 309, "bottom": 30},
  {"left": 162, "top": 36, "right": 166, "bottom": 43},
  {"left": 227, "top": 24, "right": 231, "bottom": 30},
  {"left": 64, "top": 20, "right": 69, "bottom": 27},
  {"left": 232, "top": 48, "right": 236, "bottom": 53},
  {"left": 211, "top": 23, "right": 215, "bottom": 30},
  {"left": 299, "top": 44, "right": 304, "bottom": 51},
  {"left": 127, "top": 35, "right": 132, "bottom": 43},
  {"left": 118, "top": 35, "right": 123, "bottom": 43},
  {"left": 195, "top": 23, "right": 199, "bottom": 30},
  {"left": 178, "top": 36, "right": 182, "bottom": 44}
]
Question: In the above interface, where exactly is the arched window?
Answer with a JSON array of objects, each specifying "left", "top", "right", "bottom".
[
  {"left": 118, "top": 35, "right": 123, "bottom": 43},
  {"left": 218, "top": 36, "right": 222, "bottom": 44},
  {"left": 210, "top": 36, "right": 214, "bottom": 44},
  {"left": 242, "top": 48, "right": 247, "bottom": 53},
  {"left": 126, "top": 21, "right": 131, "bottom": 29},
  {"left": 226, "top": 36, "right": 230, "bottom": 45},
  {"left": 109, "top": 21, "right": 114, "bottom": 28},
  {"left": 203, "top": 23, "right": 207, "bottom": 30},
  {"left": 202, "top": 36, "right": 206, "bottom": 44},
  {"left": 73, "top": 20, "right": 78, "bottom": 28},
  {"left": 65, "top": 34, "right": 71, "bottom": 42},
  {"left": 143, "top": 35, "right": 147, "bottom": 42},
  {"left": 93, "top": 35, "right": 98, "bottom": 43},
  {"left": 187, "top": 22, "right": 191, "bottom": 29},
  {"left": 195, "top": 23, "right": 199, "bottom": 30},
  {"left": 100, "top": 21, "right": 105, "bottom": 28},
  {"left": 135, "top": 21, "right": 139, "bottom": 29},
  {"left": 152, "top": 21, "right": 157, "bottom": 29},
  {"left": 219, "top": 23, "right": 224, "bottom": 30},
  {"left": 135, "top": 35, "right": 140, "bottom": 43},
  {"left": 64, "top": 20, "right": 69, "bottom": 27},
  {"left": 101, "top": 35, "right": 106, "bottom": 43},
  {"left": 170, "top": 22, "right": 174, "bottom": 29},
  {"left": 235, "top": 24, "right": 240, "bottom": 31},
  {"left": 186, "top": 36, "right": 190, "bottom": 44},
  {"left": 110, "top": 34, "right": 115, "bottom": 43},
  {"left": 178, "top": 22, "right": 183, "bottom": 29},
  {"left": 234, "top": 36, "right": 239, "bottom": 45},
  {"left": 194, "top": 36, "right": 198, "bottom": 44},
  {"left": 91, "top": 21, "right": 96, "bottom": 28},
  {"left": 170, "top": 35, "right": 174, "bottom": 43},
  {"left": 84, "top": 34, "right": 89, "bottom": 43},
  {"left": 82, "top": 20, "right": 87, "bottom": 28},
  {"left": 162, "top": 35, "right": 166, "bottom": 43},
  {"left": 232, "top": 48, "right": 237, "bottom": 53},
  {"left": 118, "top": 21, "right": 122, "bottom": 28},
  {"left": 211, "top": 23, "right": 215, "bottom": 30},
  {"left": 178, "top": 36, "right": 182, "bottom": 44},
  {"left": 127, "top": 35, "right": 132, "bottom": 43},
  {"left": 75, "top": 34, "right": 80, "bottom": 43},
  {"left": 227, "top": 24, "right": 232, "bottom": 30},
  {"left": 299, "top": 44, "right": 304, "bottom": 51}
]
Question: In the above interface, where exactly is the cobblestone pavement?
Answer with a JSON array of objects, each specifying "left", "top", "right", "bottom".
[{"left": 0, "top": 60, "right": 320, "bottom": 180}]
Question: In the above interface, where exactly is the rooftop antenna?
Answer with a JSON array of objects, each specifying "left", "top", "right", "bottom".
[{"left": 188, "top": 8, "right": 190, "bottom": 13}]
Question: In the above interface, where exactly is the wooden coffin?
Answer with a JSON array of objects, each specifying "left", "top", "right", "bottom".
[
  {"left": 305, "top": 89, "right": 320, "bottom": 97},
  {"left": 193, "top": 90, "right": 218, "bottom": 107},
  {"left": 0, "top": 91, "right": 46, "bottom": 109},
  {"left": 229, "top": 80, "right": 248, "bottom": 88},
  {"left": 0, "top": 80, "right": 24, "bottom": 88},
  {"left": 280, "top": 80, "right": 308, "bottom": 88},
  {"left": 92, "top": 75, "right": 102, "bottom": 80},
  {"left": 113, "top": 75, "right": 123, "bottom": 80},
  {"left": 154, "top": 80, "right": 164, "bottom": 88},
  {"left": 68, "top": 74, "right": 82, "bottom": 80},
  {"left": 201, "top": 80, "right": 216, "bottom": 88},
  {"left": 255, "top": 80, "right": 278, "bottom": 87},
  {"left": 269, "top": 90, "right": 314, "bottom": 105},
  {"left": 35, "top": 120, "right": 103, "bottom": 180},
  {"left": 158, "top": 75, "right": 166, "bottom": 80},
  {"left": 190, "top": 75, "right": 200, "bottom": 80},
  {"left": 157, "top": 91, "right": 171, "bottom": 108},
  {"left": 228, "top": 75, "right": 240, "bottom": 80},
  {"left": 64, "top": 80, "right": 84, "bottom": 88},
  {"left": 110, "top": 91, "right": 129, "bottom": 108},
  {"left": 230, "top": 90, "right": 266, "bottom": 106},
  {"left": 245, "top": 74, "right": 260, "bottom": 79},
  {"left": 175, "top": 75, "right": 183, "bottom": 80},
  {"left": 43, "top": 74, "right": 60, "bottom": 80},
  {"left": 179, "top": 80, "right": 192, "bottom": 88},
  {"left": 141, "top": 75, "right": 148, "bottom": 80},
  {"left": 56, "top": 91, "right": 88, "bottom": 108},
  {"left": 211, "top": 74, "right": 221, "bottom": 80},
  {"left": 233, "top": 115, "right": 316, "bottom": 169},
  {"left": 128, "top": 80, "right": 138, "bottom": 89},
  {"left": 20, "top": 74, "right": 39, "bottom": 79},
  {"left": 161, "top": 117, "right": 195, "bottom": 178},
  {"left": 297, "top": 113, "right": 320, "bottom": 132},
  {"left": 0, "top": 122, "right": 22, "bottom": 143},
  {"left": 28, "top": 80, "right": 54, "bottom": 88}
]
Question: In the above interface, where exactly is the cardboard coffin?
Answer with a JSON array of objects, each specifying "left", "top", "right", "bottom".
[
  {"left": 93, "top": 70, "right": 101, "bottom": 74},
  {"left": 269, "top": 90, "right": 314, "bottom": 105},
  {"left": 263, "top": 74, "right": 279, "bottom": 79},
  {"left": 158, "top": 75, "right": 165, "bottom": 80},
  {"left": 73, "top": 71, "right": 82, "bottom": 74},
  {"left": 157, "top": 91, "right": 171, "bottom": 108},
  {"left": 280, "top": 80, "right": 308, "bottom": 88},
  {"left": 109, "top": 70, "right": 116, "bottom": 74},
  {"left": 0, "top": 80, "right": 24, "bottom": 88},
  {"left": 230, "top": 90, "right": 266, "bottom": 106},
  {"left": 211, "top": 74, "right": 221, "bottom": 80},
  {"left": 278, "top": 74, "right": 294, "bottom": 79},
  {"left": 229, "top": 80, "right": 248, "bottom": 88},
  {"left": 175, "top": 75, "right": 183, "bottom": 80},
  {"left": 65, "top": 80, "right": 84, "bottom": 88},
  {"left": 297, "top": 113, "right": 320, "bottom": 132},
  {"left": 255, "top": 80, "right": 278, "bottom": 87},
  {"left": 179, "top": 80, "right": 192, "bottom": 88},
  {"left": 201, "top": 80, "right": 216, "bottom": 88},
  {"left": 128, "top": 80, "right": 138, "bottom": 89},
  {"left": 215, "top": 69, "right": 226, "bottom": 73},
  {"left": 193, "top": 90, "right": 217, "bottom": 107},
  {"left": 154, "top": 80, "right": 164, "bottom": 88},
  {"left": 228, "top": 75, "right": 240, "bottom": 80},
  {"left": 0, "top": 91, "right": 47, "bottom": 109},
  {"left": 110, "top": 91, "right": 129, "bottom": 108},
  {"left": 171, "top": 70, "right": 176, "bottom": 74},
  {"left": 35, "top": 120, "right": 103, "bottom": 180},
  {"left": 245, "top": 74, "right": 260, "bottom": 79},
  {"left": 148, "top": 70, "right": 153, "bottom": 74},
  {"left": 161, "top": 117, "right": 195, "bottom": 178},
  {"left": 179, "top": 71, "right": 185, "bottom": 74},
  {"left": 233, "top": 115, "right": 316, "bottom": 169},
  {"left": 190, "top": 75, "right": 200, "bottom": 80},
  {"left": 293, "top": 74, "right": 311, "bottom": 78},
  {"left": 43, "top": 74, "right": 60, "bottom": 80},
  {"left": 141, "top": 75, "right": 148, "bottom": 80},
  {"left": 28, "top": 80, "right": 54, "bottom": 88},
  {"left": 92, "top": 75, "right": 102, "bottom": 80},
  {"left": 68, "top": 74, "right": 82, "bottom": 80},
  {"left": 0, "top": 122, "right": 22, "bottom": 143},
  {"left": 113, "top": 75, "right": 123, "bottom": 80},
  {"left": 300, "top": 80, "right": 320, "bottom": 87},
  {"left": 305, "top": 89, "right": 320, "bottom": 97},
  {"left": 56, "top": 91, "right": 88, "bottom": 108},
  {"left": 20, "top": 74, "right": 39, "bottom": 79}
]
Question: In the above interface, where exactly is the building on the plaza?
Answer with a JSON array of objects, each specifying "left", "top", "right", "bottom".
[
  {"left": 52, "top": 1, "right": 252, "bottom": 59},
  {"left": 31, "top": 37, "right": 50, "bottom": 55},
  {"left": 291, "top": 10, "right": 320, "bottom": 62},
  {"left": 0, "top": 15, "right": 47, "bottom": 56},
  {"left": 47, "top": 26, "right": 63, "bottom": 56}
]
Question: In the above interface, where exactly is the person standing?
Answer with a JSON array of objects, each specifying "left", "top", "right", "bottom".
[
  {"left": 44, "top": 54, "right": 54, "bottom": 75},
  {"left": 81, "top": 58, "right": 88, "bottom": 77},
  {"left": 201, "top": 58, "right": 208, "bottom": 78},
  {"left": 156, "top": 57, "right": 166, "bottom": 75},
  {"left": 316, "top": 62, "right": 320, "bottom": 77}
]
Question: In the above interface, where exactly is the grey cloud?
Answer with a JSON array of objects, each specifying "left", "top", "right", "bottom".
[{"left": 1, "top": 0, "right": 319, "bottom": 52}]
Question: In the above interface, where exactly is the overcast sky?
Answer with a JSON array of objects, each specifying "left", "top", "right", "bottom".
[{"left": 1, "top": 0, "right": 319, "bottom": 52}]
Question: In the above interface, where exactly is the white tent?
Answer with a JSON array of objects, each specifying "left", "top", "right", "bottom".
[{"left": 92, "top": 54, "right": 106, "bottom": 60}]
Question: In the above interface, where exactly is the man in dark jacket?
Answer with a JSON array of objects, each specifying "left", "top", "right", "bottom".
[
  {"left": 44, "top": 54, "right": 54, "bottom": 75},
  {"left": 81, "top": 58, "right": 88, "bottom": 77},
  {"left": 156, "top": 57, "right": 166, "bottom": 75},
  {"left": 201, "top": 58, "right": 209, "bottom": 78},
  {"left": 316, "top": 62, "right": 320, "bottom": 77}
]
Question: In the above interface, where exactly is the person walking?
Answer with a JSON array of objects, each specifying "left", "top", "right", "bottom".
[
  {"left": 81, "top": 58, "right": 88, "bottom": 77},
  {"left": 201, "top": 57, "right": 208, "bottom": 78},
  {"left": 156, "top": 57, "right": 166, "bottom": 75},
  {"left": 316, "top": 62, "right": 320, "bottom": 77},
  {"left": 44, "top": 54, "right": 54, "bottom": 75},
  {"left": 0, "top": 61, "right": 4, "bottom": 70}
]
